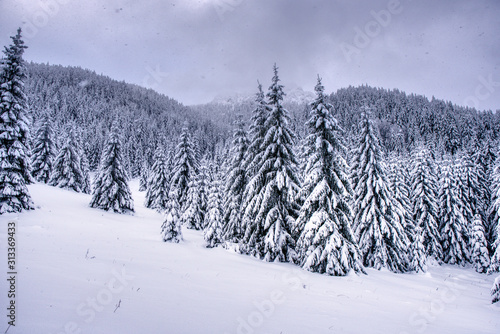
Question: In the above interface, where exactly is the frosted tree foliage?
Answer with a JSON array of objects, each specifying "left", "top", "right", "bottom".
[
  {"left": 294, "top": 77, "right": 363, "bottom": 275},
  {"left": 31, "top": 112, "right": 55, "bottom": 183},
  {"left": 411, "top": 147, "right": 442, "bottom": 261},
  {"left": 387, "top": 153, "right": 414, "bottom": 242},
  {"left": 170, "top": 123, "right": 199, "bottom": 207},
  {"left": 49, "top": 129, "right": 85, "bottom": 192},
  {"left": 488, "top": 156, "right": 500, "bottom": 274},
  {"left": 204, "top": 175, "right": 224, "bottom": 248},
  {"left": 161, "top": 192, "right": 183, "bottom": 243},
  {"left": 244, "top": 82, "right": 270, "bottom": 178},
  {"left": 408, "top": 225, "right": 427, "bottom": 273},
  {"left": 351, "top": 108, "right": 409, "bottom": 272},
  {"left": 80, "top": 151, "right": 91, "bottom": 194},
  {"left": 438, "top": 163, "right": 469, "bottom": 265},
  {"left": 470, "top": 214, "right": 490, "bottom": 273},
  {"left": 492, "top": 276, "right": 500, "bottom": 304},
  {"left": 455, "top": 154, "right": 482, "bottom": 232},
  {"left": 0, "top": 28, "right": 33, "bottom": 213},
  {"left": 89, "top": 124, "right": 134, "bottom": 214},
  {"left": 144, "top": 147, "right": 170, "bottom": 211},
  {"left": 242, "top": 65, "right": 300, "bottom": 262},
  {"left": 222, "top": 116, "right": 249, "bottom": 242},
  {"left": 182, "top": 173, "right": 205, "bottom": 230}
]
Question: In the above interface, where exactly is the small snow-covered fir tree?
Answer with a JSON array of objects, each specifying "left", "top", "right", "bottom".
[
  {"left": 411, "top": 146, "right": 442, "bottom": 261},
  {"left": 145, "top": 147, "right": 170, "bottom": 211},
  {"left": 170, "top": 123, "right": 199, "bottom": 208},
  {"left": 408, "top": 225, "right": 427, "bottom": 273},
  {"left": 489, "top": 226, "right": 500, "bottom": 274},
  {"left": 438, "top": 162, "right": 469, "bottom": 266},
  {"left": 0, "top": 28, "right": 34, "bottom": 213},
  {"left": 294, "top": 77, "right": 363, "bottom": 276},
  {"left": 49, "top": 128, "right": 85, "bottom": 192},
  {"left": 351, "top": 108, "right": 409, "bottom": 272},
  {"left": 204, "top": 173, "right": 224, "bottom": 248},
  {"left": 492, "top": 276, "right": 500, "bottom": 304},
  {"left": 89, "top": 124, "right": 134, "bottom": 213},
  {"left": 80, "top": 151, "right": 91, "bottom": 194},
  {"left": 138, "top": 160, "right": 149, "bottom": 192},
  {"left": 241, "top": 64, "right": 300, "bottom": 262},
  {"left": 182, "top": 174, "right": 204, "bottom": 230},
  {"left": 470, "top": 214, "right": 490, "bottom": 273},
  {"left": 161, "top": 192, "right": 183, "bottom": 243},
  {"left": 30, "top": 112, "right": 55, "bottom": 183},
  {"left": 222, "top": 116, "right": 249, "bottom": 243}
]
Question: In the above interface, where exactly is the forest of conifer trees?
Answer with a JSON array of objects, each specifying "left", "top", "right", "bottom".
[{"left": 2, "top": 30, "right": 500, "bottom": 304}]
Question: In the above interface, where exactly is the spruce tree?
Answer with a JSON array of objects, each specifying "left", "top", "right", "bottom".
[
  {"left": 351, "top": 108, "right": 409, "bottom": 272},
  {"left": 387, "top": 153, "right": 415, "bottom": 242},
  {"left": 455, "top": 153, "right": 482, "bottom": 232},
  {"left": 294, "top": 77, "right": 363, "bottom": 275},
  {"left": 489, "top": 226, "right": 500, "bottom": 274},
  {"left": 492, "top": 276, "right": 500, "bottom": 304},
  {"left": 222, "top": 116, "right": 249, "bottom": 242},
  {"left": 161, "top": 191, "right": 183, "bottom": 243},
  {"left": 31, "top": 112, "right": 55, "bottom": 183},
  {"left": 182, "top": 173, "right": 205, "bottom": 230},
  {"left": 241, "top": 64, "right": 300, "bottom": 262},
  {"left": 470, "top": 214, "right": 490, "bottom": 273},
  {"left": 170, "top": 123, "right": 199, "bottom": 207},
  {"left": 80, "top": 151, "right": 92, "bottom": 194},
  {"left": 89, "top": 124, "right": 134, "bottom": 213},
  {"left": 408, "top": 225, "right": 427, "bottom": 273},
  {"left": 144, "top": 147, "right": 170, "bottom": 211},
  {"left": 49, "top": 129, "right": 85, "bottom": 192},
  {"left": 138, "top": 160, "right": 149, "bottom": 192},
  {"left": 244, "top": 82, "right": 270, "bottom": 178},
  {"left": 204, "top": 171, "right": 224, "bottom": 248},
  {"left": 438, "top": 162, "right": 469, "bottom": 265},
  {"left": 411, "top": 147, "right": 442, "bottom": 261},
  {"left": 0, "top": 28, "right": 33, "bottom": 213}
]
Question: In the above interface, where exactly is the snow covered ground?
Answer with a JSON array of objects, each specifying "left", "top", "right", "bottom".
[{"left": 1, "top": 181, "right": 499, "bottom": 334}]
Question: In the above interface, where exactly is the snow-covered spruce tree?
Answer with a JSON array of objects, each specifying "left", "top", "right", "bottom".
[
  {"left": 49, "top": 128, "right": 85, "bottom": 192},
  {"left": 89, "top": 124, "right": 134, "bottom": 213},
  {"left": 409, "top": 225, "right": 427, "bottom": 273},
  {"left": 351, "top": 108, "right": 409, "bottom": 272},
  {"left": 161, "top": 191, "right": 183, "bottom": 243},
  {"left": 182, "top": 172, "right": 205, "bottom": 230},
  {"left": 80, "top": 151, "right": 91, "bottom": 194},
  {"left": 244, "top": 82, "right": 270, "bottom": 179},
  {"left": 438, "top": 162, "right": 469, "bottom": 265},
  {"left": 0, "top": 28, "right": 34, "bottom": 213},
  {"left": 241, "top": 64, "right": 300, "bottom": 262},
  {"left": 294, "top": 77, "right": 363, "bottom": 276},
  {"left": 170, "top": 123, "right": 199, "bottom": 208},
  {"left": 204, "top": 171, "right": 224, "bottom": 248},
  {"left": 470, "top": 214, "right": 490, "bottom": 273},
  {"left": 492, "top": 276, "right": 500, "bottom": 304},
  {"left": 30, "top": 112, "right": 55, "bottom": 183},
  {"left": 145, "top": 147, "right": 170, "bottom": 211},
  {"left": 387, "top": 153, "right": 415, "bottom": 242},
  {"left": 138, "top": 159, "right": 149, "bottom": 192},
  {"left": 489, "top": 225, "right": 500, "bottom": 274},
  {"left": 411, "top": 146, "right": 442, "bottom": 261},
  {"left": 455, "top": 153, "right": 482, "bottom": 231},
  {"left": 222, "top": 116, "right": 249, "bottom": 243}
]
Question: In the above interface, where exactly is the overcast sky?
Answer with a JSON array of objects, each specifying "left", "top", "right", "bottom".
[{"left": 1, "top": 0, "right": 499, "bottom": 110}]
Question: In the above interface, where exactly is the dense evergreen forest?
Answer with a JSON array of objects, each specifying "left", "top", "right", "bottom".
[{"left": 1, "top": 30, "right": 499, "bottom": 302}]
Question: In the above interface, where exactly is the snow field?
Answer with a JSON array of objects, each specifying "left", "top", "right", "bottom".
[{"left": 0, "top": 180, "right": 499, "bottom": 334}]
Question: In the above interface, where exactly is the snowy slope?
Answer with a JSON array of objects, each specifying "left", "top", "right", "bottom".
[{"left": 1, "top": 181, "right": 499, "bottom": 334}]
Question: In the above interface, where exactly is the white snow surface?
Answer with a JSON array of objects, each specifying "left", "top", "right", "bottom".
[{"left": 1, "top": 180, "right": 499, "bottom": 334}]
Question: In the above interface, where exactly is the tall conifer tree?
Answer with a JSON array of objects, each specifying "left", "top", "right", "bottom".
[{"left": 0, "top": 28, "right": 33, "bottom": 213}]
